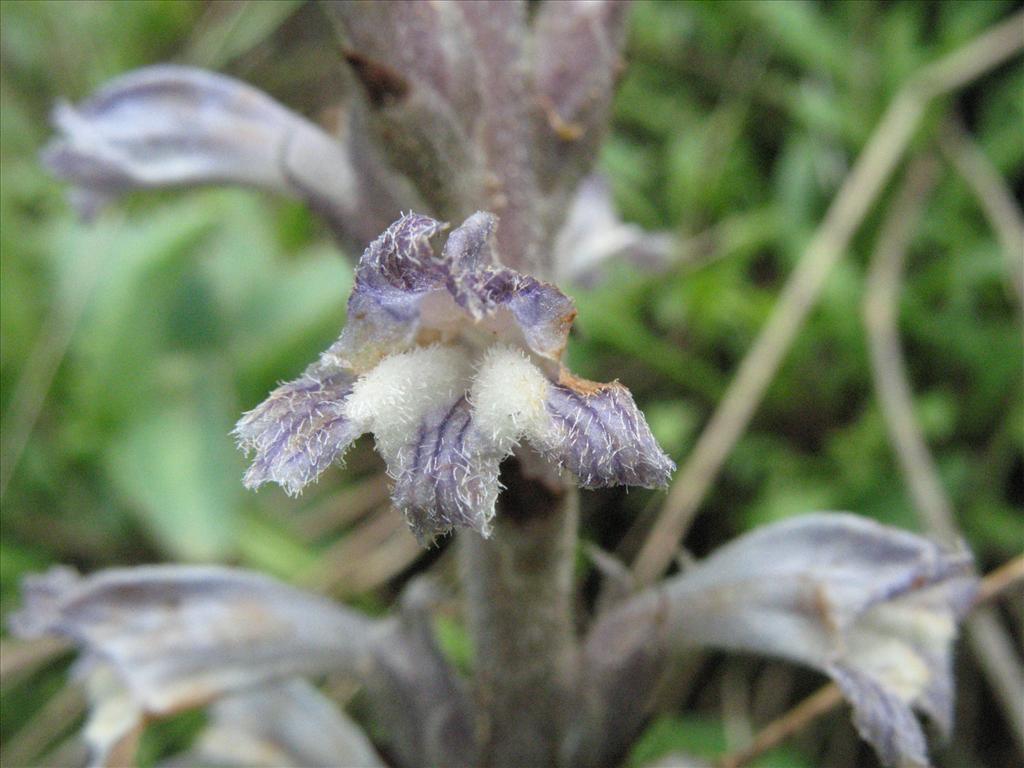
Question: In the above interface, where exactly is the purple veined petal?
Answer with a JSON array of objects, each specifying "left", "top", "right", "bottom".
[
  {"left": 335, "top": 212, "right": 578, "bottom": 370},
  {"left": 7, "top": 565, "right": 379, "bottom": 716},
  {"left": 335, "top": 213, "right": 451, "bottom": 371},
  {"left": 42, "top": 65, "right": 409, "bottom": 248},
  {"left": 354, "top": 211, "right": 450, "bottom": 290},
  {"left": 585, "top": 514, "right": 977, "bottom": 768},
  {"left": 454, "top": 266, "right": 577, "bottom": 365},
  {"left": 554, "top": 174, "right": 675, "bottom": 286},
  {"left": 542, "top": 373, "right": 675, "bottom": 489},
  {"left": 441, "top": 210, "right": 499, "bottom": 275},
  {"left": 234, "top": 356, "right": 359, "bottom": 497},
  {"left": 390, "top": 396, "right": 503, "bottom": 541},
  {"left": 161, "top": 679, "right": 384, "bottom": 768},
  {"left": 469, "top": 343, "right": 674, "bottom": 499}
]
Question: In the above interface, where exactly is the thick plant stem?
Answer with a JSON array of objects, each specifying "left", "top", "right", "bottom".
[{"left": 459, "top": 462, "right": 579, "bottom": 767}]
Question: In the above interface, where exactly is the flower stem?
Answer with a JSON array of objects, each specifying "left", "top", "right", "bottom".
[{"left": 459, "top": 461, "right": 579, "bottom": 767}]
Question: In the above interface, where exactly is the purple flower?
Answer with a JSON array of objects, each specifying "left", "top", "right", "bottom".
[
  {"left": 584, "top": 514, "right": 978, "bottom": 768},
  {"left": 40, "top": 64, "right": 411, "bottom": 249},
  {"left": 234, "top": 211, "right": 674, "bottom": 540},
  {"left": 6, "top": 564, "right": 449, "bottom": 767}
]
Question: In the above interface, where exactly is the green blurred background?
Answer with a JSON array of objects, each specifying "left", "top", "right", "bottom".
[{"left": 1, "top": 1, "right": 1021, "bottom": 766}]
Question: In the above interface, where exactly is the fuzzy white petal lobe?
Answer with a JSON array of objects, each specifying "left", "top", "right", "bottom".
[
  {"left": 344, "top": 345, "right": 473, "bottom": 465},
  {"left": 470, "top": 345, "right": 557, "bottom": 452}
]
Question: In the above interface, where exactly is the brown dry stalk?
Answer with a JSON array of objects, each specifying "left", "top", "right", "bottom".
[
  {"left": 938, "top": 118, "right": 1024, "bottom": 305},
  {"left": 975, "top": 555, "right": 1024, "bottom": 606},
  {"left": 716, "top": 683, "right": 843, "bottom": 768}
]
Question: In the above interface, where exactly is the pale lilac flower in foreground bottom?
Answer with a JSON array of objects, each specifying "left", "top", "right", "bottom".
[
  {"left": 585, "top": 514, "right": 977, "bottom": 768},
  {"left": 234, "top": 211, "right": 675, "bottom": 540}
]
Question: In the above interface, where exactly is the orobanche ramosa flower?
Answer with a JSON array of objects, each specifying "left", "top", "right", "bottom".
[{"left": 234, "top": 211, "right": 675, "bottom": 541}]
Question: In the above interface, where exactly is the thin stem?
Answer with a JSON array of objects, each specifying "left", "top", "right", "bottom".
[
  {"left": 938, "top": 117, "right": 1024, "bottom": 306},
  {"left": 631, "top": 10, "right": 1024, "bottom": 586},
  {"left": 0, "top": 685, "right": 86, "bottom": 768},
  {"left": 459, "top": 465, "right": 579, "bottom": 768},
  {"left": 0, "top": 225, "right": 107, "bottom": 500},
  {"left": 715, "top": 683, "right": 843, "bottom": 768},
  {"left": 862, "top": 155, "right": 953, "bottom": 538},
  {"left": 974, "top": 554, "right": 1024, "bottom": 606},
  {"left": 863, "top": 152, "right": 1024, "bottom": 752},
  {"left": 0, "top": 636, "right": 70, "bottom": 689}
]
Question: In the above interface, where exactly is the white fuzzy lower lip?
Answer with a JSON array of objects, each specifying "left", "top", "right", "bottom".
[
  {"left": 343, "top": 344, "right": 475, "bottom": 443},
  {"left": 469, "top": 344, "right": 557, "bottom": 453}
]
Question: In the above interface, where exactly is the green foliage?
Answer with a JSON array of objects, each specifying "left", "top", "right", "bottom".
[
  {"left": 627, "top": 714, "right": 812, "bottom": 768},
  {"left": 434, "top": 614, "right": 474, "bottom": 676}
]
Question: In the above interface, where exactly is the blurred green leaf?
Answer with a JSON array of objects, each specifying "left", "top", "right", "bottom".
[
  {"left": 183, "top": 0, "right": 303, "bottom": 69},
  {"left": 237, "top": 512, "right": 319, "bottom": 579},
  {"left": 434, "top": 615, "right": 474, "bottom": 675},
  {"left": 104, "top": 359, "right": 241, "bottom": 561},
  {"left": 628, "top": 714, "right": 813, "bottom": 768}
]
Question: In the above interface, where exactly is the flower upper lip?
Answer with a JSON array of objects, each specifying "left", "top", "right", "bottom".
[
  {"left": 333, "top": 210, "right": 577, "bottom": 374},
  {"left": 234, "top": 211, "right": 675, "bottom": 541}
]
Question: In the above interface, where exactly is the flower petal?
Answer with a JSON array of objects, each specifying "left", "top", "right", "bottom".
[
  {"left": 470, "top": 345, "right": 674, "bottom": 492},
  {"left": 235, "top": 213, "right": 677, "bottom": 529},
  {"left": 336, "top": 213, "right": 452, "bottom": 370},
  {"left": 441, "top": 210, "right": 500, "bottom": 274},
  {"left": 234, "top": 355, "right": 359, "bottom": 496},
  {"left": 543, "top": 375, "right": 675, "bottom": 489},
  {"left": 829, "top": 663, "right": 929, "bottom": 767},
  {"left": 79, "top": 660, "right": 145, "bottom": 768},
  {"left": 344, "top": 345, "right": 500, "bottom": 539},
  {"left": 163, "top": 679, "right": 384, "bottom": 768},
  {"left": 335, "top": 212, "right": 577, "bottom": 371},
  {"left": 8, "top": 565, "right": 378, "bottom": 714},
  {"left": 390, "top": 395, "right": 502, "bottom": 540},
  {"left": 555, "top": 174, "right": 675, "bottom": 286},
  {"left": 585, "top": 514, "right": 977, "bottom": 768},
  {"left": 42, "top": 65, "right": 408, "bottom": 247}
]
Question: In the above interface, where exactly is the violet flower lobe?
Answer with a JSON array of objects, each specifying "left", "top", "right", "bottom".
[{"left": 234, "top": 211, "right": 675, "bottom": 541}]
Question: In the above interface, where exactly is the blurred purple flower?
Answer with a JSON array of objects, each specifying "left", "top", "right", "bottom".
[
  {"left": 555, "top": 174, "right": 675, "bottom": 286},
  {"left": 40, "top": 64, "right": 412, "bottom": 249},
  {"left": 234, "top": 211, "right": 674, "bottom": 540},
  {"left": 585, "top": 514, "right": 978, "bottom": 768},
  {"left": 7, "top": 565, "right": 384, "bottom": 766}
]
